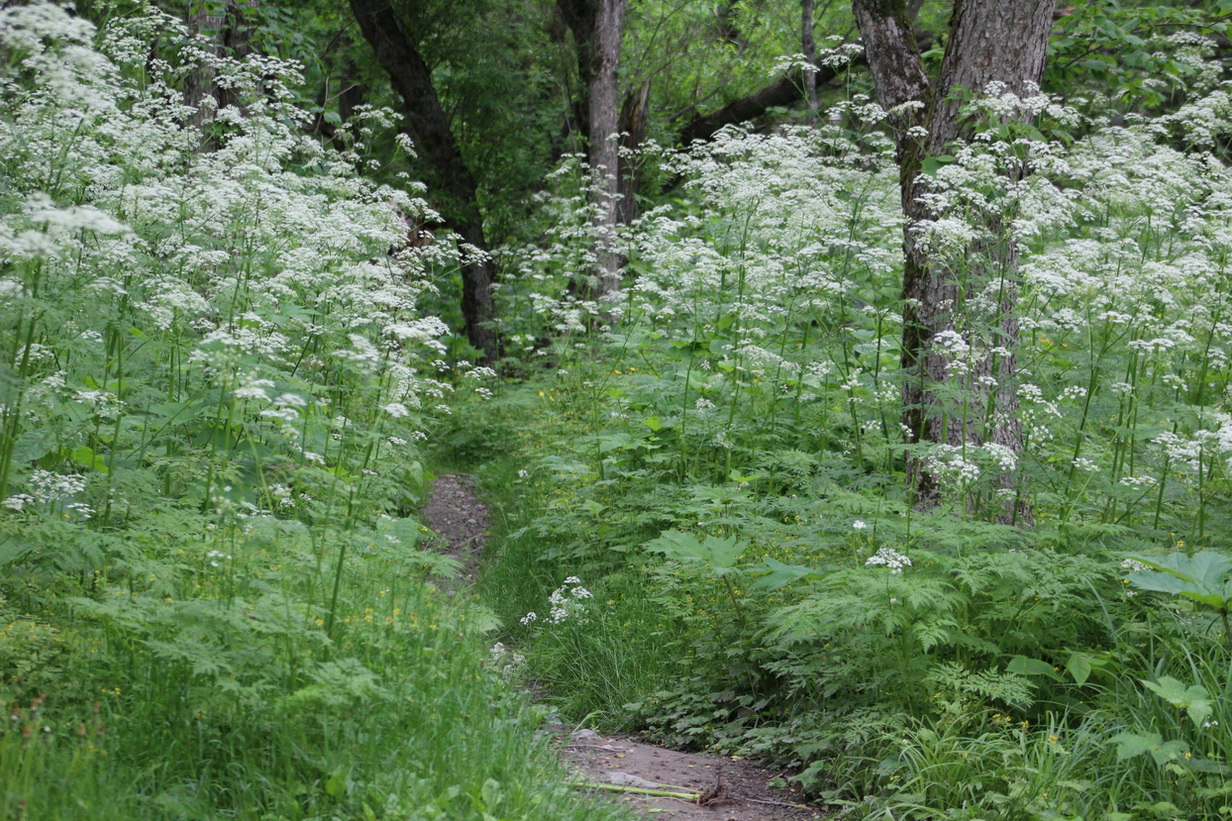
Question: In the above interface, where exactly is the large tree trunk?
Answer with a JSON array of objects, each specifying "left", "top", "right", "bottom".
[
  {"left": 348, "top": 0, "right": 498, "bottom": 362},
  {"left": 854, "top": 0, "right": 1053, "bottom": 520},
  {"left": 558, "top": 0, "right": 627, "bottom": 298},
  {"left": 588, "top": 0, "right": 626, "bottom": 296}
]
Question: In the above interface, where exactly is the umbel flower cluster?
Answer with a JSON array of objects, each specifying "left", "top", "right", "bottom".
[
  {"left": 520, "top": 576, "right": 593, "bottom": 626},
  {"left": 0, "top": 3, "right": 476, "bottom": 529},
  {"left": 500, "top": 75, "right": 1232, "bottom": 526}
]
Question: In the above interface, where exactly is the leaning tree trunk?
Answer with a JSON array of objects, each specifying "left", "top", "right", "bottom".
[
  {"left": 854, "top": 0, "right": 1053, "bottom": 521},
  {"left": 348, "top": 0, "right": 498, "bottom": 362}
]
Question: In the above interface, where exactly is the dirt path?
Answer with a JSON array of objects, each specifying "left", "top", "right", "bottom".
[
  {"left": 422, "top": 474, "right": 826, "bottom": 821},
  {"left": 421, "top": 473, "right": 490, "bottom": 585}
]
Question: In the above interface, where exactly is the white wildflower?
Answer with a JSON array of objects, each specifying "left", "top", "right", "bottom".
[{"left": 865, "top": 546, "right": 912, "bottom": 574}]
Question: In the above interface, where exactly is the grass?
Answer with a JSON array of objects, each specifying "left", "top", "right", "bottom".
[{"left": 1, "top": 511, "right": 637, "bottom": 820}]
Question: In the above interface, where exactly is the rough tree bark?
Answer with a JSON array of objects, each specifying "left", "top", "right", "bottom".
[
  {"left": 184, "top": 0, "right": 258, "bottom": 133},
  {"left": 588, "top": 0, "right": 626, "bottom": 296},
  {"left": 557, "top": 0, "right": 627, "bottom": 298},
  {"left": 853, "top": 0, "right": 1054, "bottom": 520},
  {"left": 347, "top": 0, "right": 498, "bottom": 362}
]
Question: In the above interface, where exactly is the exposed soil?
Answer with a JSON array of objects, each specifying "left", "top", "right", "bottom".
[
  {"left": 421, "top": 473, "right": 828, "bottom": 821},
  {"left": 421, "top": 473, "right": 490, "bottom": 585},
  {"left": 559, "top": 727, "right": 825, "bottom": 820}
]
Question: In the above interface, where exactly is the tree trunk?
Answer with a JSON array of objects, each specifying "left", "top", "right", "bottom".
[
  {"left": 348, "top": 0, "right": 499, "bottom": 362},
  {"left": 676, "top": 51, "right": 861, "bottom": 145},
  {"left": 557, "top": 0, "right": 627, "bottom": 299},
  {"left": 617, "top": 80, "right": 651, "bottom": 225},
  {"left": 802, "top": 0, "right": 818, "bottom": 125},
  {"left": 184, "top": 4, "right": 225, "bottom": 131},
  {"left": 588, "top": 0, "right": 626, "bottom": 297},
  {"left": 184, "top": 1, "right": 258, "bottom": 132},
  {"left": 854, "top": 0, "right": 1053, "bottom": 520}
]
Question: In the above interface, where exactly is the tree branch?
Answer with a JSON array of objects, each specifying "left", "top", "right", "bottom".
[{"left": 676, "top": 54, "right": 859, "bottom": 145}]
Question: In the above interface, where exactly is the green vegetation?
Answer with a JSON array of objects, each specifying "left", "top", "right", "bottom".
[
  {"left": 0, "top": 6, "right": 629, "bottom": 819},
  {"left": 4, "top": 1, "right": 1232, "bottom": 819},
  {"left": 452, "top": 101, "right": 1232, "bottom": 817}
]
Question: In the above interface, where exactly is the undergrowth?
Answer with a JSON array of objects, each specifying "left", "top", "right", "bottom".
[
  {"left": 454, "top": 73, "right": 1232, "bottom": 817},
  {"left": 0, "top": 6, "right": 632, "bottom": 819}
]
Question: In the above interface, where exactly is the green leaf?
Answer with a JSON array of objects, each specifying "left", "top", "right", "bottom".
[
  {"left": 1066, "top": 652, "right": 1092, "bottom": 686},
  {"left": 597, "top": 433, "right": 635, "bottom": 453},
  {"left": 0, "top": 538, "right": 36, "bottom": 567},
  {"left": 324, "top": 772, "right": 348, "bottom": 800},
  {"left": 1109, "top": 730, "right": 1163, "bottom": 761},
  {"left": 920, "top": 155, "right": 955, "bottom": 177},
  {"left": 70, "top": 445, "right": 108, "bottom": 474},
  {"left": 1127, "top": 551, "right": 1232, "bottom": 614},
  {"left": 748, "top": 556, "right": 828, "bottom": 590},
  {"left": 12, "top": 428, "right": 53, "bottom": 463},
  {"left": 1142, "top": 676, "right": 1212, "bottom": 728},
  {"left": 1007, "top": 656, "right": 1061, "bottom": 680},
  {"left": 645, "top": 530, "right": 747, "bottom": 571},
  {"left": 480, "top": 778, "right": 503, "bottom": 809},
  {"left": 642, "top": 415, "right": 662, "bottom": 432}
]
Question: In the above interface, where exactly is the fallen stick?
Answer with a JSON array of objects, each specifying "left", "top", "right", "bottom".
[
  {"left": 736, "top": 793, "right": 814, "bottom": 810},
  {"left": 576, "top": 782, "right": 700, "bottom": 802}
]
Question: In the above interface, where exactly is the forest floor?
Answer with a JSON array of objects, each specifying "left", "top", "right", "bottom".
[{"left": 422, "top": 474, "right": 826, "bottom": 821}]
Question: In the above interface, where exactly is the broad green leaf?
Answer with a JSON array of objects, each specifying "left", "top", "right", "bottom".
[
  {"left": 645, "top": 530, "right": 747, "bottom": 571},
  {"left": 480, "top": 778, "right": 503, "bottom": 809},
  {"left": 1109, "top": 731, "right": 1162, "bottom": 761},
  {"left": 921, "top": 155, "right": 955, "bottom": 177},
  {"left": 70, "top": 445, "right": 108, "bottom": 474},
  {"left": 1066, "top": 652, "right": 1092, "bottom": 686},
  {"left": 1142, "top": 677, "right": 1212, "bottom": 728},
  {"left": 748, "top": 556, "right": 828, "bottom": 590},
  {"left": 1126, "top": 551, "right": 1232, "bottom": 614},
  {"left": 596, "top": 433, "right": 635, "bottom": 453},
  {"left": 1007, "top": 656, "right": 1061, "bottom": 680},
  {"left": 12, "top": 428, "right": 52, "bottom": 462}
]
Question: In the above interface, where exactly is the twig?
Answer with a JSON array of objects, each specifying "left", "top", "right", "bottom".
[
  {"left": 575, "top": 782, "right": 700, "bottom": 802},
  {"left": 736, "top": 793, "right": 815, "bottom": 809}
]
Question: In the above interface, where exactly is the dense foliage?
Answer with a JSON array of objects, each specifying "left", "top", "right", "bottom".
[
  {"left": 461, "top": 78, "right": 1232, "bottom": 821},
  {"left": 3, "top": 0, "right": 1232, "bottom": 819},
  {"left": 0, "top": 5, "right": 628, "bottom": 819}
]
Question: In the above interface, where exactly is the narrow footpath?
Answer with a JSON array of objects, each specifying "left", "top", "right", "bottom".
[{"left": 422, "top": 474, "right": 825, "bottom": 821}]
